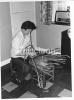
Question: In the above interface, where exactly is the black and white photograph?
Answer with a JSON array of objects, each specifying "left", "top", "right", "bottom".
[{"left": 0, "top": 0, "right": 73, "bottom": 99}]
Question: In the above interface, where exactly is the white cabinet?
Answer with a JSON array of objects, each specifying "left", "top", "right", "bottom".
[
  {"left": 10, "top": 2, "right": 36, "bottom": 46},
  {"left": 10, "top": 2, "right": 35, "bottom": 13}
]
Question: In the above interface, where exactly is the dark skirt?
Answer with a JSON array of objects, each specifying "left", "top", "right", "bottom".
[{"left": 10, "top": 57, "right": 31, "bottom": 81}]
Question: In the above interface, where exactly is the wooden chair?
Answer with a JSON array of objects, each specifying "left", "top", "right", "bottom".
[{"left": 29, "top": 54, "right": 55, "bottom": 89}]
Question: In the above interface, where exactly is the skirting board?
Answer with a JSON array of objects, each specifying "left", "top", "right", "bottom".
[{"left": 0, "top": 58, "right": 11, "bottom": 68}]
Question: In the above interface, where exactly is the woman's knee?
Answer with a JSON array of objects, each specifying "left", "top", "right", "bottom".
[{"left": 24, "top": 63, "right": 30, "bottom": 72}]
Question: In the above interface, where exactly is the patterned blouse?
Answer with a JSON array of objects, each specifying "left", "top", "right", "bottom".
[{"left": 11, "top": 31, "right": 35, "bottom": 59}]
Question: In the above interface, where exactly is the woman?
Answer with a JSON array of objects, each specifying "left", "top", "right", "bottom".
[{"left": 11, "top": 21, "right": 36, "bottom": 83}]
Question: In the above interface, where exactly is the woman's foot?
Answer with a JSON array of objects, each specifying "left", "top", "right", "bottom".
[{"left": 25, "top": 73, "right": 31, "bottom": 81}]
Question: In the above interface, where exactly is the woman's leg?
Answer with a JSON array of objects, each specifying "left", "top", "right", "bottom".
[{"left": 11, "top": 58, "right": 31, "bottom": 81}]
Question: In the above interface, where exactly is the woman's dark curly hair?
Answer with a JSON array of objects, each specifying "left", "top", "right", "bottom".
[{"left": 21, "top": 21, "right": 37, "bottom": 30}]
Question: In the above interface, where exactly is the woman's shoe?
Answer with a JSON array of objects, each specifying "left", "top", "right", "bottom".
[{"left": 24, "top": 73, "right": 31, "bottom": 81}]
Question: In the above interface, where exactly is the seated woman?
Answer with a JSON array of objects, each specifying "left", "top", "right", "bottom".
[
  {"left": 11, "top": 21, "right": 37, "bottom": 83},
  {"left": 11, "top": 21, "right": 49, "bottom": 83}
]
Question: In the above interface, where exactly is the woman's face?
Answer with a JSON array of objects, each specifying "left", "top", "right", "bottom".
[{"left": 21, "top": 29, "right": 32, "bottom": 37}]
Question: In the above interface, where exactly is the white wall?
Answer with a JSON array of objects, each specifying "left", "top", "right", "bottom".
[
  {"left": 35, "top": 2, "right": 70, "bottom": 49},
  {"left": 0, "top": 2, "right": 12, "bottom": 61},
  {"left": 10, "top": 2, "right": 36, "bottom": 47}
]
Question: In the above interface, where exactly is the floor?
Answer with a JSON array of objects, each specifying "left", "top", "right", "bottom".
[{"left": 1, "top": 63, "right": 72, "bottom": 98}]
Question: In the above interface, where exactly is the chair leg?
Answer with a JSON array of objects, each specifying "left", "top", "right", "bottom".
[
  {"left": 10, "top": 59, "right": 14, "bottom": 76},
  {"left": 52, "top": 67, "right": 54, "bottom": 80}
]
